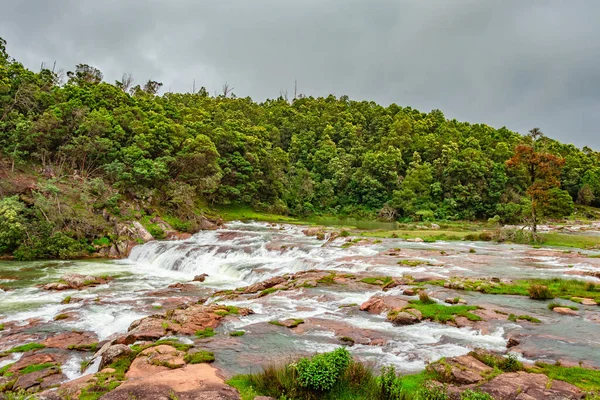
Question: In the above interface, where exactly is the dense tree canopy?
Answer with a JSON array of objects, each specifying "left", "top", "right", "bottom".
[{"left": 1, "top": 37, "right": 599, "bottom": 238}]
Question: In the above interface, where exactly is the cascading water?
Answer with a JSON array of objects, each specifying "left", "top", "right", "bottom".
[{"left": 1, "top": 221, "right": 599, "bottom": 379}]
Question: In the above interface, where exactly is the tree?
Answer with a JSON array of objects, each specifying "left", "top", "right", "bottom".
[
  {"left": 67, "top": 64, "right": 103, "bottom": 85},
  {"left": 506, "top": 128, "right": 565, "bottom": 237},
  {"left": 115, "top": 73, "right": 134, "bottom": 93}
]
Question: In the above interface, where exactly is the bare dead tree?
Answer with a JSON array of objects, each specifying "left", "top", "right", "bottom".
[
  {"left": 279, "top": 89, "right": 288, "bottom": 102},
  {"left": 222, "top": 82, "right": 234, "bottom": 98},
  {"left": 116, "top": 73, "right": 134, "bottom": 93},
  {"left": 294, "top": 79, "right": 298, "bottom": 100}
]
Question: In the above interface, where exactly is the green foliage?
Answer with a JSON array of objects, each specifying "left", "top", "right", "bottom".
[
  {"left": 296, "top": 347, "right": 351, "bottom": 391},
  {"left": 499, "top": 353, "right": 523, "bottom": 372},
  {"left": 360, "top": 276, "right": 393, "bottom": 286},
  {"left": 184, "top": 350, "right": 215, "bottom": 364},
  {"left": 1, "top": 37, "right": 600, "bottom": 261},
  {"left": 230, "top": 331, "right": 245, "bottom": 337}
]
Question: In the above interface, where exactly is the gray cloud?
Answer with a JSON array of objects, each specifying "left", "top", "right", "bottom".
[{"left": 1, "top": 0, "right": 599, "bottom": 149}]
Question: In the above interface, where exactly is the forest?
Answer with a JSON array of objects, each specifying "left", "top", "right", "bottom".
[{"left": 1, "top": 36, "right": 599, "bottom": 259}]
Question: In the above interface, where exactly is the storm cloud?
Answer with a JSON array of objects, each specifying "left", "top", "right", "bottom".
[{"left": 1, "top": 0, "right": 599, "bottom": 148}]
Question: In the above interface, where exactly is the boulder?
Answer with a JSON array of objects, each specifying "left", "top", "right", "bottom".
[
  {"left": 360, "top": 296, "right": 409, "bottom": 315},
  {"left": 132, "top": 221, "right": 154, "bottom": 242},
  {"left": 553, "top": 307, "right": 579, "bottom": 316},
  {"left": 572, "top": 297, "right": 597, "bottom": 306},
  {"left": 506, "top": 337, "right": 520, "bottom": 348},
  {"left": 388, "top": 310, "right": 421, "bottom": 326},
  {"left": 193, "top": 274, "right": 209, "bottom": 283},
  {"left": 43, "top": 331, "right": 98, "bottom": 350},
  {"left": 478, "top": 371, "right": 583, "bottom": 400},
  {"left": 42, "top": 274, "right": 110, "bottom": 290},
  {"left": 428, "top": 355, "right": 492, "bottom": 385},
  {"left": 406, "top": 238, "right": 424, "bottom": 243},
  {"left": 96, "top": 343, "right": 133, "bottom": 369}
]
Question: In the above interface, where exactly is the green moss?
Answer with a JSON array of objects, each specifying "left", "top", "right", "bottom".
[
  {"left": 0, "top": 363, "right": 14, "bottom": 377},
  {"left": 195, "top": 327, "right": 216, "bottom": 338},
  {"left": 130, "top": 339, "right": 193, "bottom": 354},
  {"left": 184, "top": 350, "right": 215, "bottom": 364},
  {"left": 259, "top": 287, "right": 279, "bottom": 297},
  {"left": 268, "top": 320, "right": 285, "bottom": 327},
  {"left": 398, "top": 260, "right": 425, "bottom": 267},
  {"left": 399, "top": 300, "right": 482, "bottom": 323},
  {"left": 360, "top": 276, "right": 393, "bottom": 286},
  {"left": 230, "top": 331, "right": 245, "bottom": 337},
  {"left": 5, "top": 342, "right": 46, "bottom": 353},
  {"left": 61, "top": 296, "right": 72, "bottom": 304},
  {"left": 0, "top": 324, "right": 4, "bottom": 331},
  {"left": 54, "top": 313, "right": 69, "bottom": 321},
  {"left": 68, "top": 343, "right": 98, "bottom": 352},
  {"left": 338, "top": 303, "right": 358, "bottom": 308},
  {"left": 507, "top": 314, "right": 541, "bottom": 323},
  {"left": 20, "top": 362, "right": 57, "bottom": 375},
  {"left": 316, "top": 273, "right": 336, "bottom": 285},
  {"left": 548, "top": 302, "right": 578, "bottom": 311}
]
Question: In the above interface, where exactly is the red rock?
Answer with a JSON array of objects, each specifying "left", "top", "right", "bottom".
[
  {"left": 553, "top": 307, "right": 579, "bottom": 316},
  {"left": 43, "top": 331, "right": 98, "bottom": 350},
  {"left": 478, "top": 371, "right": 583, "bottom": 400},
  {"left": 360, "top": 296, "right": 408, "bottom": 315}
]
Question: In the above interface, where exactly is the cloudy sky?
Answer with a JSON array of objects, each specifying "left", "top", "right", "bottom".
[{"left": 1, "top": 0, "right": 599, "bottom": 149}]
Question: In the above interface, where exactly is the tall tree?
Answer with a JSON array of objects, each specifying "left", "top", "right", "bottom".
[{"left": 506, "top": 128, "right": 565, "bottom": 236}]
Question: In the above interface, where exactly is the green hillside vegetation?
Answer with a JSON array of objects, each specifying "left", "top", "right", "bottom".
[{"left": 1, "top": 37, "right": 599, "bottom": 259}]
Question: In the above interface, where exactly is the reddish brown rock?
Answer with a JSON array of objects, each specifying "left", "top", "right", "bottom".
[
  {"left": 42, "top": 273, "right": 111, "bottom": 290},
  {"left": 360, "top": 296, "right": 409, "bottom": 315},
  {"left": 478, "top": 371, "right": 583, "bottom": 400},
  {"left": 553, "top": 307, "right": 579, "bottom": 316},
  {"left": 428, "top": 355, "right": 492, "bottom": 385},
  {"left": 43, "top": 331, "right": 98, "bottom": 350}
]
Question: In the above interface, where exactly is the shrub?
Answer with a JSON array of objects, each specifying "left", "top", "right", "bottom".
[
  {"left": 528, "top": 284, "right": 554, "bottom": 300},
  {"left": 419, "top": 382, "right": 449, "bottom": 400},
  {"left": 499, "top": 353, "right": 523, "bottom": 372},
  {"left": 296, "top": 347, "right": 351, "bottom": 391},
  {"left": 379, "top": 365, "right": 403, "bottom": 400}
]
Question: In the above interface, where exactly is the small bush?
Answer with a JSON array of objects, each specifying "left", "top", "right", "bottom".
[
  {"left": 499, "top": 353, "right": 523, "bottom": 372},
  {"left": 379, "top": 365, "right": 403, "bottom": 400},
  {"left": 419, "top": 382, "right": 449, "bottom": 400},
  {"left": 528, "top": 284, "right": 554, "bottom": 300},
  {"left": 296, "top": 347, "right": 351, "bottom": 391}
]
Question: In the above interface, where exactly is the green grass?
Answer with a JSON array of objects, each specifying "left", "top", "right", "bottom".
[
  {"left": 68, "top": 343, "right": 98, "bottom": 352},
  {"left": 533, "top": 363, "right": 600, "bottom": 391},
  {"left": 398, "top": 260, "right": 425, "bottom": 267},
  {"left": 184, "top": 350, "right": 215, "bottom": 364},
  {"left": 215, "top": 205, "right": 301, "bottom": 223},
  {"left": 539, "top": 233, "right": 600, "bottom": 250},
  {"left": 2, "top": 343, "right": 46, "bottom": 355},
  {"left": 395, "top": 300, "right": 482, "bottom": 323},
  {"left": 54, "top": 313, "right": 69, "bottom": 320},
  {"left": 507, "top": 314, "right": 541, "bottom": 323},
  {"left": 360, "top": 276, "right": 393, "bottom": 286},
  {"left": 79, "top": 353, "right": 135, "bottom": 400},
  {"left": 269, "top": 319, "right": 304, "bottom": 328},
  {"left": 214, "top": 305, "right": 241, "bottom": 316},
  {"left": 430, "top": 278, "right": 600, "bottom": 302},
  {"left": 230, "top": 331, "right": 245, "bottom": 337},
  {"left": 19, "top": 362, "right": 57, "bottom": 375},
  {"left": 316, "top": 273, "right": 337, "bottom": 284},
  {"left": 0, "top": 363, "right": 14, "bottom": 377},
  {"left": 338, "top": 303, "right": 358, "bottom": 308},
  {"left": 194, "top": 327, "right": 216, "bottom": 338},
  {"left": 548, "top": 302, "right": 579, "bottom": 311},
  {"left": 130, "top": 339, "right": 193, "bottom": 353},
  {"left": 0, "top": 324, "right": 4, "bottom": 331},
  {"left": 259, "top": 287, "right": 280, "bottom": 297},
  {"left": 61, "top": 295, "right": 72, "bottom": 304}
]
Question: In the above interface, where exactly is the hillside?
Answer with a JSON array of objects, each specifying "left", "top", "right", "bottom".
[{"left": 1, "top": 37, "right": 600, "bottom": 259}]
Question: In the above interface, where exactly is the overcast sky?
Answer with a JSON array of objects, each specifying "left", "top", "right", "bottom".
[{"left": 1, "top": 0, "right": 599, "bottom": 149}]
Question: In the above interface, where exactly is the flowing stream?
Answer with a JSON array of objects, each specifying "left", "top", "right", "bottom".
[{"left": 1, "top": 221, "right": 600, "bottom": 379}]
